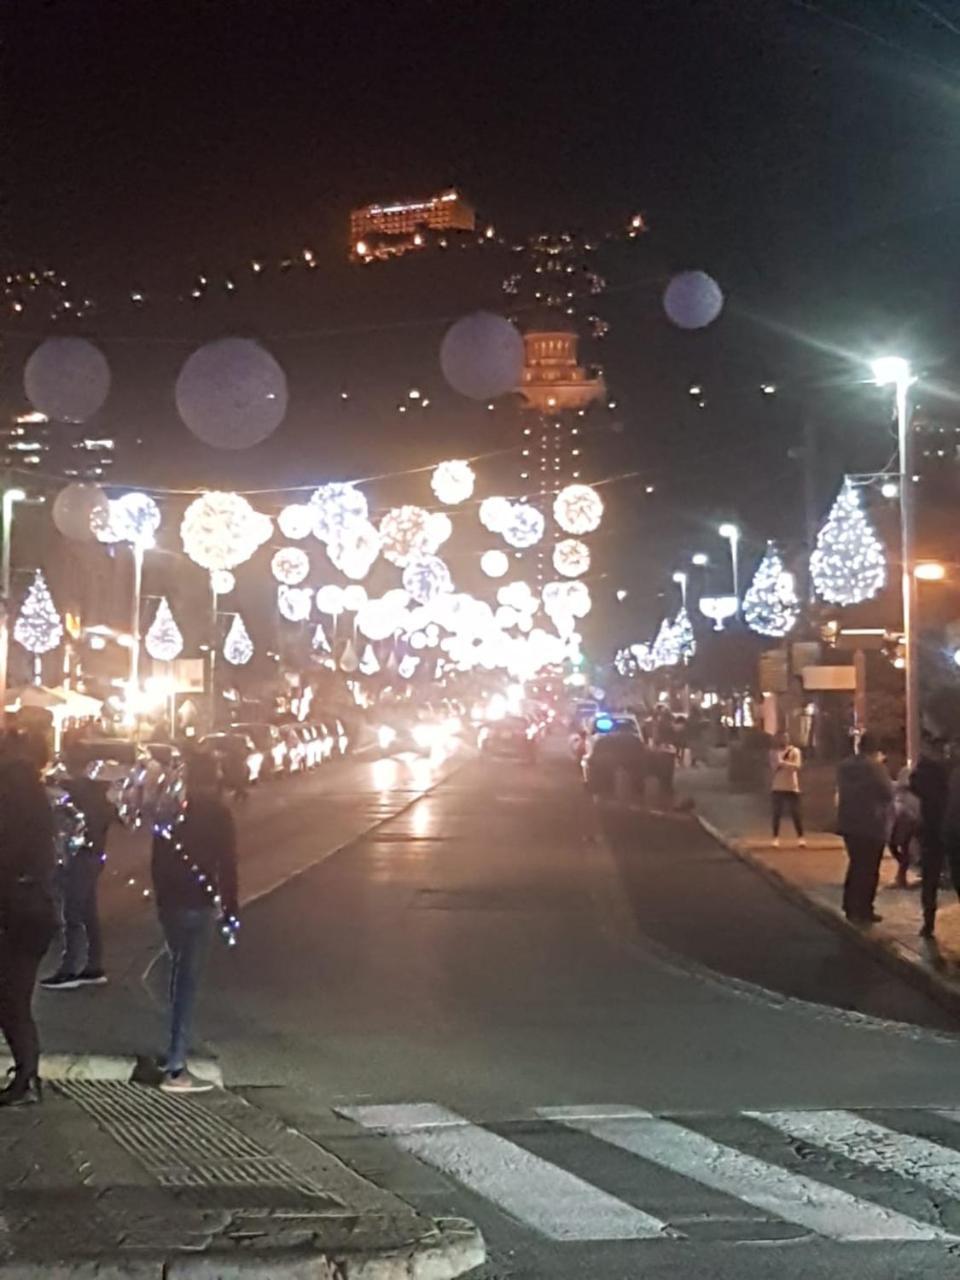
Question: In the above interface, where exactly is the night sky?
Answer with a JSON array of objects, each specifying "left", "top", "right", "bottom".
[{"left": 7, "top": 0, "right": 960, "bottom": 642}]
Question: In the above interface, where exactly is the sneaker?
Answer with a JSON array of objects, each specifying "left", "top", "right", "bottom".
[
  {"left": 159, "top": 1070, "right": 214, "bottom": 1095},
  {"left": 39, "top": 972, "right": 81, "bottom": 991},
  {"left": 771, "top": 837, "right": 780, "bottom": 848},
  {"left": 798, "top": 838, "right": 807, "bottom": 848},
  {"left": 74, "top": 970, "right": 108, "bottom": 987}
]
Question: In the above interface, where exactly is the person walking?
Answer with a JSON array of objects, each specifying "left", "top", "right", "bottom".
[
  {"left": 888, "top": 763, "right": 921, "bottom": 890},
  {"left": 0, "top": 731, "right": 58, "bottom": 1106},
  {"left": 836, "top": 733, "right": 894, "bottom": 926},
  {"left": 916, "top": 739, "right": 960, "bottom": 938},
  {"left": 41, "top": 750, "right": 115, "bottom": 991},
  {"left": 769, "top": 731, "right": 805, "bottom": 847},
  {"left": 151, "top": 752, "right": 239, "bottom": 1093}
]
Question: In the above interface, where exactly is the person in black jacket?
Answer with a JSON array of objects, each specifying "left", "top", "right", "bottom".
[
  {"left": 151, "top": 752, "right": 239, "bottom": 1093},
  {"left": 836, "top": 733, "right": 894, "bottom": 925},
  {"left": 0, "top": 731, "right": 58, "bottom": 1106},
  {"left": 910, "top": 738, "right": 953, "bottom": 939}
]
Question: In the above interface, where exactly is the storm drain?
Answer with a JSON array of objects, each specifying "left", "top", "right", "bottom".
[{"left": 58, "top": 1081, "right": 331, "bottom": 1197}]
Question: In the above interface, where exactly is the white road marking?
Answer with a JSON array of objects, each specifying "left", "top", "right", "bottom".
[
  {"left": 538, "top": 1105, "right": 954, "bottom": 1242},
  {"left": 748, "top": 1110, "right": 960, "bottom": 1199},
  {"left": 340, "top": 1102, "right": 674, "bottom": 1241}
]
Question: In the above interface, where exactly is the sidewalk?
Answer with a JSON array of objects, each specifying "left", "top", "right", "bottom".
[
  {"left": 677, "top": 759, "right": 960, "bottom": 1016},
  {"left": 0, "top": 1077, "right": 482, "bottom": 1278}
]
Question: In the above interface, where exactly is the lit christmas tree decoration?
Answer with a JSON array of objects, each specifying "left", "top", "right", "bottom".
[
  {"left": 378, "top": 505, "right": 432, "bottom": 566},
  {"left": 278, "top": 503, "right": 314, "bottom": 540},
  {"left": 223, "top": 613, "right": 254, "bottom": 665},
  {"left": 359, "top": 644, "right": 380, "bottom": 675},
  {"left": 501, "top": 502, "right": 544, "bottom": 549},
  {"left": 631, "top": 642, "right": 657, "bottom": 672},
  {"left": 311, "top": 622, "right": 331, "bottom": 653},
  {"left": 743, "top": 545, "right": 800, "bottom": 638},
  {"left": 553, "top": 484, "right": 603, "bottom": 535},
  {"left": 14, "top": 571, "right": 63, "bottom": 667},
  {"left": 672, "top": 606, "right": 696, "bottom": 661},
  {"left": 481, "top": 549, "right": 510, "bottom": 578},
  {"left": 211, "top": 569, "right": 235, "bottom": 595},
  {"left": 651, "top": 617, "right": 681, "bottom": 668},
  {"left": 145, "top": 597, "right": 183, "bottom": 662},
  {"left": 479, "top": 496, "right": 513, "bottom": 533},
  {"left": 180, "top": 492, "right": 272, "bottom": 571},
  {"left": 431, "top": 459, "right": 476, "bottom": 505},
  {"left": 326, "top": 519, "right": 380, "bottom": 579},
  {"left": 402, "top": 555, "right": 453, "bottom": 604},
  {"left": 271, "top": 546, "right": 310, "bottom": 585},
  {"left": 277, "top": 586, "right": 312, "bottom": 622},
  {"left": 310, "top": 483, "right": 368, "bottom": 544},
  {"left": 810, "top": 480, "right": 886, "bottom": 605},
  {"left": 553, "top": 538, "right": 590, "bottom": 578}
]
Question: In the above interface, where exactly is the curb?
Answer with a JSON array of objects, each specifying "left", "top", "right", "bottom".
[
  {"left": 0, "top": 1053, "right": 224, "bottom": 1086},
  {"left": 697, "top": 814, "right": 960, "bottom": 1021},
  {"left": 0, "top": 1217, "right": 484, "bottom": 1280}
]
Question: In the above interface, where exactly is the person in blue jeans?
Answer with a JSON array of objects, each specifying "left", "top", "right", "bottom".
[{"left": 150, "top": 752, "right": 239, "bottom": 1093}]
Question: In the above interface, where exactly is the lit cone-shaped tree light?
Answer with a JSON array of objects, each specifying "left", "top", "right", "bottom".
[
  {"left": 810, "top": 481, "right": 886, "bottom": 605},
  {"left": 673, "top": 606, "right": 696, "bottom": 661},
  {"left": 145, "top": 597, "right": 183, "bottom": 662},
  {"left": 743, "top": 545, "right": 800, "bottom": 638},
  {"left": 223, "top": 614, "right": 254, "bottom": 666},
  {"left": 14, "top": 570, "right": 63, "bottom": 680}
]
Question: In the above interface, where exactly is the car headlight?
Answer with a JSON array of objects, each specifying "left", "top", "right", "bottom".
[{"left": 378, "top": 725, "right": 397, "bottom": 750}]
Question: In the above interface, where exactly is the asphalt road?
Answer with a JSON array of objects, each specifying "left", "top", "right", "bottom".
[{"left": 173, "top": 739, "right": 960, "bottom": 1279}]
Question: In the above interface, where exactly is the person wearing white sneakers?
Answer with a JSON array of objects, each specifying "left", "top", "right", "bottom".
[{"left": 769, "top": 731, "right": 805, "bottom": 848}]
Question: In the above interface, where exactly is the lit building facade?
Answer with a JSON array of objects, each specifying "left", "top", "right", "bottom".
[
  {"left": 350, "top": 189, "right": 476, "bottom": 260},
  {"left": 0, "top": 410, "right": 116, "bottom": 479}
]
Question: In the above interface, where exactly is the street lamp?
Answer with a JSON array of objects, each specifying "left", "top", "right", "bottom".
[
  {"left": 914, "top": 561, "right": 946, "bottom": 582},
  {"left": 691, "top": 552, "right": 709, "bottom": 567},
  {"left": 872, "top": 355, "right": 918, "bottom": 763},
  {"left": 672, "top": 570, "right": 688, "bottom": 608},
  {"left": 0, "top": 490, "right": 31, "bottom": 710},
  {"left": 718, "top": 523, "right": 741, "bottom": 610}
]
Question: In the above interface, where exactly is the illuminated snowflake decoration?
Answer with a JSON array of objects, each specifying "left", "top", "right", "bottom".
[
  {"left": 501, "top": 502, "right": 545, "bottom": 549},
  {"left": 277, "top": 585, "right": 313, "bottom": 622},
  {"left": 431, "top": 459, "right": 476, "bottom": 505},
  {"left": 271, "top": 546, "right": 310, "bottom": 586},
  {"left": 316, "top": 585, "right": 345, "bottom": 615},
  {"left": 479, "top": 496, "right": 513, "bottom": 534},
  {"left": 145, "top": 597, "right": 183, "bottom": 662},
  {"left": 481, "top": 550, "right": 510, "bottom": 578},
  {"left": 553, "top": 538, "right": 590, "bottom": 578},
  {"left": 211, "top": 569, "right": 235, "bottom": 595},
  {"left": 497, "top": 580, "right": 537, "bottom": 613},
  {"left": 543, "top": 580, "right": 591, "bottom": 619},
  {"left": 278, "top": 503, "right": 315, "bottom": 541},
  {"left": 402, "top": 556, "right": 453, "bottom": 604},
  {"left": 180, "top": 492, "right": 272, "bottom": 572},
  {"left": 223, "top": 613, "right": 254, "bottom": 665},
  {"left": 94, "top": 492, "right": 162, "bottom": 548},
  {"left": 553, "top": 484, "right": 603, "bottom": 536},
  {"left": 327, "top": 519, "right": 381, "bottom": 580},
  {"left": 378, "top": 505, "right": 432, "bottom": 567},
  {"left": 310, "top": 483, "right": 368, "bottom": 545}
]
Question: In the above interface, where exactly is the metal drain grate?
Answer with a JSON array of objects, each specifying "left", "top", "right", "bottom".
[{"left": 58, "top": 1081, "right": 331, "bottom": 1197}]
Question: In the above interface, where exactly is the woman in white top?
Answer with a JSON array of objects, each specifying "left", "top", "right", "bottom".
[{"left": 769, "top": 731, "right": 805, "bottom": 847}]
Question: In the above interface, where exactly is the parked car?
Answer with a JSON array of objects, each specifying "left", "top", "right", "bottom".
[
  {"left": 582, "top": 724, "right": 647, "bottom": 795},
  {"left": 197, "top": 732, "right": 264, "bottom": 786},
  {"left": 278, "top": 723, "right": 309, "bottom": 773},
  {"left": 53, "top": 738, "right": 145, "bottom": 814},
  {"left": 478, "top": 715, "right": 539, "bottom": 762},
  {"left": 232, "top": 722, "right": 286, "bottom": 776},
  {"left": 292, "top": 723, "right": 324, "bottom": 769}
]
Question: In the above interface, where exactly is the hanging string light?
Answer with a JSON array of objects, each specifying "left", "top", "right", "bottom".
[{"left": 810, "top": 480, "right": 886, "bottom": 605}]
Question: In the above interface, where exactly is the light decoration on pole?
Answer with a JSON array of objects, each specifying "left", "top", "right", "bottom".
[
  {"left": 211, "top": 569, "right": 236, "bottom": 595},
  {"left": 327, "top": 519, "right": 381, "bottom": 579},
  {"left": 553, "top": 539, "right": 590, "bottom": 578},
  {"left": 277, "top": 586, "right": 313, "bottom": 622},
  {"left": 357, "top": 595, "right": 408, "bottom": 641},
  {"left": 553, "top": 484, "right": 603, "bottom": 535},
  {"left": 501, "top": 502, "right": 545, "bottom": 549},
  {"left": 223, "top": 614, "right": 254, "bottom": 665},
  {"left": 651, "top": 618, "right": 681, "bottom": 668},
  {"left": 481, "top": 549, "right": 510, "bottom": 578},
  {"left": 271, "top": 547, "right": 310, "bottom": 585},
  {"left": 316, "top": 585, "right": 345, "bottom": 616},
  {"left": 278, "top": 503, "right": 315, "bottom": 541},
  {"left": 810, "top": 480, "right": 886, "bottom": 605},
  {"left": 342, "top": 584, "right": 368, "bottom": 612},
  {"left": 431, "top": 459, "right": 475, "bottom": 505},
  {"left": 312, "top": 622, "right": 331, "bottom": 653},
  {"left": 14, "top": 570, "right": 63, "bottom": 673},
  {"left": 181, "top": 491, "right": 272, "bottom": 571},
  {"left": 94, "top": 492, "right": 161, "bottom": 548},
  {"left": 700, "top": 595, "right": 738, "bottom": 631},
  {"left": 398, "top": 654, "right": 420, "bottom": 680},
  {"left": 145, "top": 597, "right": 183, "bottom": 662},
  {"left": 359, "top": 644, "right": 380, "bottom": 675},
  {"left": 310, "top": 483, "right": 368, "bottom": 544},
  {"left": 402, "top": 556, "right": 453, "bottom": 604},
  {"left": 479, "top": 497, "right": 513, "bottom": 534},
  {"left": 379, "top": 506, "right": 432, "bottom": 566},
  {"left": 743, "top": 545, "right": 800, "bottom": 638}
]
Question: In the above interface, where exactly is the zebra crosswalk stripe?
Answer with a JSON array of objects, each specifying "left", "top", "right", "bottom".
[
  {"left": 340, "top": 1102, "right": 674, "bottom": 1242},
  {"left": 747, "top": 1110, "right": 960, "bottom": 1200},
  {"left": 538, "top": 1105, "right": 955, "bottom": 1242}
]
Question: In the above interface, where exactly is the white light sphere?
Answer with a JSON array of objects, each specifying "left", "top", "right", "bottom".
[
  {"left": 501, "top": 502, "right": 545, "bottom": 549},
  {"left": 431, "top": 459, "right": 476, "bottom": 505},
  {"left": 316, "top": 585, "right": 346, "bottom": 615},
  {"left": 410, "top": 631, "right": 428, "bottom": 650},
  {"left": 517, "top": 614, "right": 533, "bottom": 633},
  {"left": 553, "top": 538, "right": 590, "bottom": 578},
  {"left": 357, "top": 597, "right": 403, "bottom": 641},
  {"left": 402, "top": 556, "right": 453, "bottom": 604},
  {"left": 440, "top": 311, "right": 524, "bottom": 400},
  {"left": 481, "top": 549, "right": 510, "bottom": 578},
  {"left": 553, "top": 484, "right": 603, "bottom": 535},
  {"left": 211, "top": 569, "right": 236, "bottom": 595},
  {"left": 496, "top": 605, "right": 520, "bottom": 629},
  {"left": 498, "top": 580, "right": 536, "bottom": 612},
  {"left": 426, "top": 512, "right": 453, "bottom": 550},
  {"left": 52, "top": 482, "right": 108, "bottom": 542},
  {"left": 271, "top": 546, "right": 310, "bottom": 585},
  {"left": 278, "top": 503, "right": 315, "bottom": 540},
  {"left": 663, "top": 270, "right": 724, "bottom": 330},
  {"left": 379, "top": 506, "right": 431, "bottom": 567},
  {"left": 24, "top": 337, "right": 110, "bottom": 422},
  {"left": 479, "top": 496, "right": 513, "bottom": 534},
  {"left": 181, "top": 491, "right": 272, "bottom": 571},
  {"left": 327, "top": 519, "right": 380, "bottom": 580},
  {"left": 277, "top": 585, "right": 313, "bottom": 622},
  {"left": 565, "top": 581, "right": 592, "bottom": 618},
  {"left": 311, "top": 483, "right": 369, "bottom": 544},
  {"left": 342, "top": 584, "right": 368, "bottom": 612},
  {"left": 176, "top": 338, "right": 288, "bottom": 449},
  {"left": 107, "top": 492, "right": 162, "bottom": 548}
]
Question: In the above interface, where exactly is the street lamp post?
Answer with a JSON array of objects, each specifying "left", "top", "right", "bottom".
[
  {"left": 719, "top": 523, "right": 741, "bottom": 611},
  {"left": 872, "top": 356, "right": 918, "bottom": 764},
  {"left": 672, "top": 570, "right": 688, "bottom": 609},
  {"left": 0, "top": 488, "right": 28, "bottom": 712}
]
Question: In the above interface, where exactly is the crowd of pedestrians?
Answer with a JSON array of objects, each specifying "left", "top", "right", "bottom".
[{"left": 0, "top": 730, "right": 238, "bottom": 1106}]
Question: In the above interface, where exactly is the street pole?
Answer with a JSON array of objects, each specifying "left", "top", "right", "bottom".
[
  {"left": 130, "top": 542, "right": 144, "bottom": 693},
  {"left": 897, "top": 378, "right": 920, "bottom": 766},
  {"left": 209, "top": 581, "right": 219, "bottom": 730},
  {"left": 0, "top": 488, "right": 26, "bottom": 714}
]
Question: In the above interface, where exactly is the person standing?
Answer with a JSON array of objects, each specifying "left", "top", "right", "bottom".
[
  {"left": 769, "top": 731, "right": 805, "bottom": 847},
  {"left": 888, "top": 763, "right": 921, "bottom": 890},
  {"left": 0, "top": 731, "right": 58, "bottom": 1106},
  {"left": 41, "top": 751, "right": 115, "bottom": 991},
  {"left": 836, "top": 733, "right": 894, "bottom": 925},
  {"left": 916, "top": 740, "right": 959, "bottom": 938},
  {"left": 151, "top": 753, "right": 239, "bottom": 1093}
]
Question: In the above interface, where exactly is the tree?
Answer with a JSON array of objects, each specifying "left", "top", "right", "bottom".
[
  {"left": 743, "top": 545, "right": 800, "bottom": 638},
  {"left": 14, "top": 570, "right": 63, "bottom": 681},
  {"left": 810, "top": 481, "right": 886, "bottom": 605}
]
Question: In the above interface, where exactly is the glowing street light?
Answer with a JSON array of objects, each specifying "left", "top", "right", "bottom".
[
  {"left": 672, "top": 570, "right": 688, "bottom": 608},
  {"left": 914, "top": 561, "right": 946, "bottom": 582},
  {"left": 691, "top": 552, "right": 709, "bottom": 567},
  {"left": 718, "top": 523, "right": 741, "bottom": 610}
]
